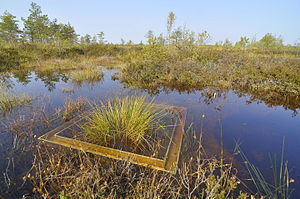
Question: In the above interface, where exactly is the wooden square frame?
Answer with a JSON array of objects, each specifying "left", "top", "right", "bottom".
[{"left": 39, "top": 104, "right": 187, "bottom": 174}]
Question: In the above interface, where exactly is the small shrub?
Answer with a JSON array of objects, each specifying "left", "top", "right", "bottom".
[{"left": 0, "top": 47, "right": 21, "bottom": 71}]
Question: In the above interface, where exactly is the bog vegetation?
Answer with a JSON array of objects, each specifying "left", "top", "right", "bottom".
[
  {"left": 0, "top": 3, "right": 298, "bottom": 199},
  {"left": 1, "top": 5, "right": 299, "bottom": 101},
  {"left": 81, "top": 96, "right": 165, "bottom": 147},
  {"left": 0, "top": 92, "right": 32, "bottom": 112}
]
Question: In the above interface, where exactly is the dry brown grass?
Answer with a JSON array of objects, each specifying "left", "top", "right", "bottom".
[
  {"left": 60, "top": 97, "right": 86, "bottom": 121},
  {"left": 23, "top": 56, "right": 119, "bottom": 72},
  {"left": 28, "top": 133, "right": 249, "bottom": 199}
]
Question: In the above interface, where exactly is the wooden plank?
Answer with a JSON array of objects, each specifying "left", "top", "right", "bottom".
[
  {"left": 164, "top": 107, "right": 187, "bottom": 173},
  {"left": 39, "top": 115, "right": 85, "bottom": 140},
  {"left": 42, "top": 135, "right": 167, "bottom": 172}
]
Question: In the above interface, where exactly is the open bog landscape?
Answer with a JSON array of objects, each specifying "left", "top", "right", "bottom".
[{"left": 0, "top": 1, "right": 300, "bottom": 198}]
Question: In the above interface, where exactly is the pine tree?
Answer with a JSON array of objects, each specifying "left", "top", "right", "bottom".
[
  {"left": 235, "top": 36, "right": 250, "bottom": 47},
  {"left": 0, "top": 11, "right": 21, "bottom": 42},
  {"left": 22, "top": 2, "right": 51, "bottom": 42},
  {"left": 97, "top": 32, "right": 105, "bottom": 44},
  {"left": 167, "top": 12, "right": 175, "bottom": 43},
  {"left": 57, "top": 23, "right": 77, "bottom": 43},
  {"left": 91, "top": 35, "right": 97, "bottom": 43}
]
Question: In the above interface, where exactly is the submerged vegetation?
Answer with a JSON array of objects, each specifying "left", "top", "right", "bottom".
[
  {"left": 60, "top": 97, "right": 86, "bottom": 121},
  {"left": 0, "top": 92, "right": 32, "bottom": 112},
  {"left": 0, "top": 95, "right": 295, "bottom": 198},
  {"left": 235, "top": 139, "right": 292, "bottom": 199}
]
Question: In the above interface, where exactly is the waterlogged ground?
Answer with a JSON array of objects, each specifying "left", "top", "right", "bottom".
[{"left": 1, "top": 69, "right": 300, "bottom": 197}]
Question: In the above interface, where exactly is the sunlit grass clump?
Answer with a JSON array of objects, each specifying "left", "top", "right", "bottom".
[
  {"left": 81, "top": 96, "right": 164, "bottom": 146},
  {"left": 0, "top": 92, "right": 32, "bottom": 112}
]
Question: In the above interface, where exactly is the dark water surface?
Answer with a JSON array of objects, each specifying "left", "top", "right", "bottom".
[{"left": 1, "top": 69, "right": 300, "bottom": 197}]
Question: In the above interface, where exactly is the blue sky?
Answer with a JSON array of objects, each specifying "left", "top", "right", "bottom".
[{"left": 1, "top": 0, "right": 299, "bottom": 44}]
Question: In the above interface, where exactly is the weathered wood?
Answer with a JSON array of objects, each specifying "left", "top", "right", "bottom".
[
  {"left": 164, "top": 107, "right": 187, "bottom": 173},
  {"left": 44, "top": 135, "right": 166, "bottom": 171}
]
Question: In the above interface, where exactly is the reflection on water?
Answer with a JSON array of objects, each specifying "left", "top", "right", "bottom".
[{"left": 1, "top": 69, "right": 300, "bottom": 197}]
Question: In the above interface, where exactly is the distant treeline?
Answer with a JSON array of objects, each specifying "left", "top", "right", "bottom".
[
  {"left": 144, "top": 12, "right": 300, "bottom": 48},
  {"left": 1, "top": 4, "right": 300, "bottom": 47},
  {"left": 0, "top": 3, "right": 77, "bottom": 44},
  {"left": 0, "top": 2, "right": 107, "bottom": 45}
]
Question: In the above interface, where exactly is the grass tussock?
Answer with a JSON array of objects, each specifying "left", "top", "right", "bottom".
[
  {"left": 81, "top": 96, "right": 165, "bottom": 146},
  {"left": 69, "top": 67, "right": 104, "bottom": 84},
  {"left": 0, "top": 92, "right": 32, "bottom": 112}
]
